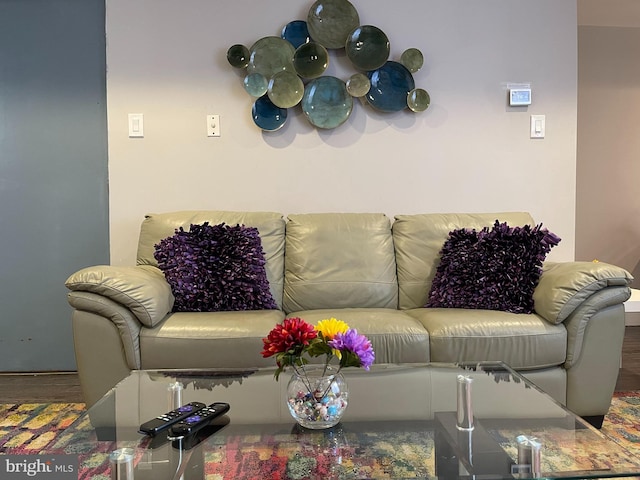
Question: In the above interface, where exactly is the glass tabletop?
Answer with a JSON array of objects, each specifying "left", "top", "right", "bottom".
[{"left": 55, "top": 363, "right": 640, "bottom": 479}]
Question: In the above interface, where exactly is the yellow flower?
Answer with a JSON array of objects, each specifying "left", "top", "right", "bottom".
[
  {"left": 316, "top": 318, "right": 350, "bottom": 359},
  {"left": 316, "top": 318, "right": 349, "bottom": 340}
]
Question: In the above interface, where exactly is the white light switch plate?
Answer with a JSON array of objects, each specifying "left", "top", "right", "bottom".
[
  {"left": 530, "top": 114, "right": 545, "bottom": 139},
  {"left": 128, "top": 113, "right": 144, "bottom": 138}
]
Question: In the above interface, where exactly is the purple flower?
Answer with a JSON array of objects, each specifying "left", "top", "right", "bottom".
[{"left": 328, "top": 329, "right": 375, "bottom": 370}]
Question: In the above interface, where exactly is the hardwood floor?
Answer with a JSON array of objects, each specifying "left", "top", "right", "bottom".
[
  {"left": 617, "top": 326, "right": 640, "bottom": 391},
  {"left": 0, "top": 372, "right": 83, "bottom": 404},
  {"left": 1, "top": 326, "right": 640, "bottom": 404}
]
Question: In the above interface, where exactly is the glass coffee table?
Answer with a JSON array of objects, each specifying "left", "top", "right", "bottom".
[{"left": 53, "top": 363, "right": 640, "bottom": 479}]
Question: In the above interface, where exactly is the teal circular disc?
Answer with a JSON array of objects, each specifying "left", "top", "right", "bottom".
[
  {"left": 247, "top": 36, "right": 296, "bottom": 78},
  {"left": 267, "top": 71, "right": 304, "bottom": 108},
  {"left": 400, "top": 48, "right": 424, "bottom": 73},
  {"left": 345, "top": 25, "right": 390, "bottom": 71},
  {"left": 407, "top": 88, "right": 431, "bottom": 112},
  {"left": 243, "top": 73, "right": 269, "bottom": 97},
  {"left": 227, "top": 44, "right": 250, "bottom": 68},
  {"left": 346, "top": 73, "right": 370, "bottom": 97},
  {"left": 293, "top": 42, "right": 329, "bottom": 78},
  {"left": 252, "top": 95, "right": 288, "bottom": 131},
  {"left": 301, "top": 76, "right": 353, "bottom": 129},
  {"left": 307, "top": 0, "right": 360, "bottom": 49},
  {"left": 366, "top": 61, "right": 416, "bottom": 112}
]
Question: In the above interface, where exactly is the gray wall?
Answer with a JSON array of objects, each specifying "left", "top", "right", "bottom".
[
  {"left": 576, "top": 25, "right": 640, "bottom": 286},
  {"left": 0, "top": 0, "right": 109, "bottom": 371}
]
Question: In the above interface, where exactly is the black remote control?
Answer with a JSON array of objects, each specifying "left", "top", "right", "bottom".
[
  {"left": 168, "top": 402, "right": 230, "bottom": 437},
  {"left": 139, "top": 402, "right": 207, "bottom": 436}
]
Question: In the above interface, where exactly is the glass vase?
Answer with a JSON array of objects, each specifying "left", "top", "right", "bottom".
[{"left": 286, "top": 365, "right": 348, "bottom": 429}]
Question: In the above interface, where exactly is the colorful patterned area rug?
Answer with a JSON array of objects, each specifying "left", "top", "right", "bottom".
[
  {"left": 0, "top": 393, "right": 639, "bottom": 479},
  {"left": 0, "top": 403, "right": 115, "bottom": 480}
]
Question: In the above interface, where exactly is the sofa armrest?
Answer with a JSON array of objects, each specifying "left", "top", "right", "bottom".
[
  {"left": 65, "top": 265, "right": 174, "bottom": 327},
  {"left": 68, "top": 291, "right": 143, "bottom": 370},
  {"left": 533, "top": 261, "right": 632, "bottom": 324}
]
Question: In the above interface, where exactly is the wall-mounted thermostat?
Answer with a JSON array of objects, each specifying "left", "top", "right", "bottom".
[{"left": 509, "top": 88, "right": 532, "bottom": 106}]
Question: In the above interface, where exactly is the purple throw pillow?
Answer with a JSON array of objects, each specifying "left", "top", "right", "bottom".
[
  {"left": 154, "top": 222, "right": 278, "bottom": 312},
  {"left": 426, "top": 221, "right": 561, "bottom": 314}
]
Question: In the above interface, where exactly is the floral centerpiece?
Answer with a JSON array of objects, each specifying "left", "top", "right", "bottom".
[{"left": 261, "top": 317, "right": 375, "bottom": 429}]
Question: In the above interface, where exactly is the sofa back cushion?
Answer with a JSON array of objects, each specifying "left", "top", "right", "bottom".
[
  {"left": 137, "top": 211, "right": 286, "bottom": 309},
  {"left": 283, "top": 213, "right": 398, "bottom": 313},
  {"left": 392, "top": 212, "right": 535, "bottom": 310}
]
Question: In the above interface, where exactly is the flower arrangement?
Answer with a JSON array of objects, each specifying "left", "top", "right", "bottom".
[
  {"left": 261, "top": 317, "right": 375, "bottom": 428},
  {"left": 261, "top": 317, "right": 375, "bottom": 379}
]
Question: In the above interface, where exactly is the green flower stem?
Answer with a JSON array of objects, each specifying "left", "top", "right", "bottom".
[
  {"left": 319, "top": 366, "right": 343, "bottom": 401},
  {"left": 321, "top": 353, "right": 335, "bottom": 377},
  {"left": 293, "top": 361, "right": 344, "bottom": 403},
  {"left": 292, "top": 364, "right": 314, "bottom": 396}
]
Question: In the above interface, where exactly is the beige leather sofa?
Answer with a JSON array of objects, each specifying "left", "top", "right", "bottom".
[{"left": 66, "top": 211, "right": 632, "bottom": 427}]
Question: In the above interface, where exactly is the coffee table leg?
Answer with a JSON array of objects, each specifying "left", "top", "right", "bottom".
[{"left": 435, "top": 427, "right": 461, "bottom": 478}]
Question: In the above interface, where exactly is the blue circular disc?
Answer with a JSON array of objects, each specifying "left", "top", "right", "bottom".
[
  {"left": 282, "top": 20, "right": 310, "bottom": 49},
  {"left": 252, "top": 95, "right": 288, "bottom": 131},
  {"left": 366, "top": 61, "right": 416, "bottom": 112},
  {"left": 301, "top": 76, "right": 353, "bottom": 129}
]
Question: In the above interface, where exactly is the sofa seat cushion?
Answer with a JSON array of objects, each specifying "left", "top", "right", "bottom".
[
  {"left": 285, "top": 308, "right": 429, "bottom": 363},
  {"left": 139, "top": 310, "right": 285, "bottom": 369},
  {"left": 405, "top": 308, "right": 566, "bottom": 369}
]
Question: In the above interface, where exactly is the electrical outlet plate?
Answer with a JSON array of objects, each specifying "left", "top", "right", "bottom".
[{"left": 207, "top": 115, "right": 220, "bottom": 137}]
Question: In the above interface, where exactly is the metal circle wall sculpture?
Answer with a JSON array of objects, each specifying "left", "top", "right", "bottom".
[{"left": 227, "top": 0, "right": 431, "bottom": 131}]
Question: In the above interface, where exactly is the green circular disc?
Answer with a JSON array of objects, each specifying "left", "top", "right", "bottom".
[
  {"left": 243, "top": 73, "right": 268, "bottom": 97},
  {"left": 400, "top": 48, "right": 424, "bottom": 73},
  {"left": 267, "top": 71, "right": 305, "bottom": 108},
  {"left": 407, "top": 88, "right": 431, "bottom": 112},
  {"left": 346, "top": 73, "right": 370, "bottom": 97},
  {"left": 345, "top": 25, "right": 390, "bottom": 71},
  {"left": 247, "top": 36, "right": 296, "bottom": 79},
  {"left": 307, "top": 0, "right": 360, "bottom": 49},
  {"left": 293, "top": 42, "right": 329, "bottom": 78},
  {"left": 301, "top": 76, "right": 353, "bottom": 129},
  {"left": 227, "top": 44, "right": 250, "bottom": 68}
]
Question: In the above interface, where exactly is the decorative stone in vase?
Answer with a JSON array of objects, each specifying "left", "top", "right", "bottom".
[{"left": 286, "top": 365, "right": 348, "bottom": 429}]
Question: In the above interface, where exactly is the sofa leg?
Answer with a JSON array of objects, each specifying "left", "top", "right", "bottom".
[{"left": 581, "top": 415, "right": 604, "bottom": 429}]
